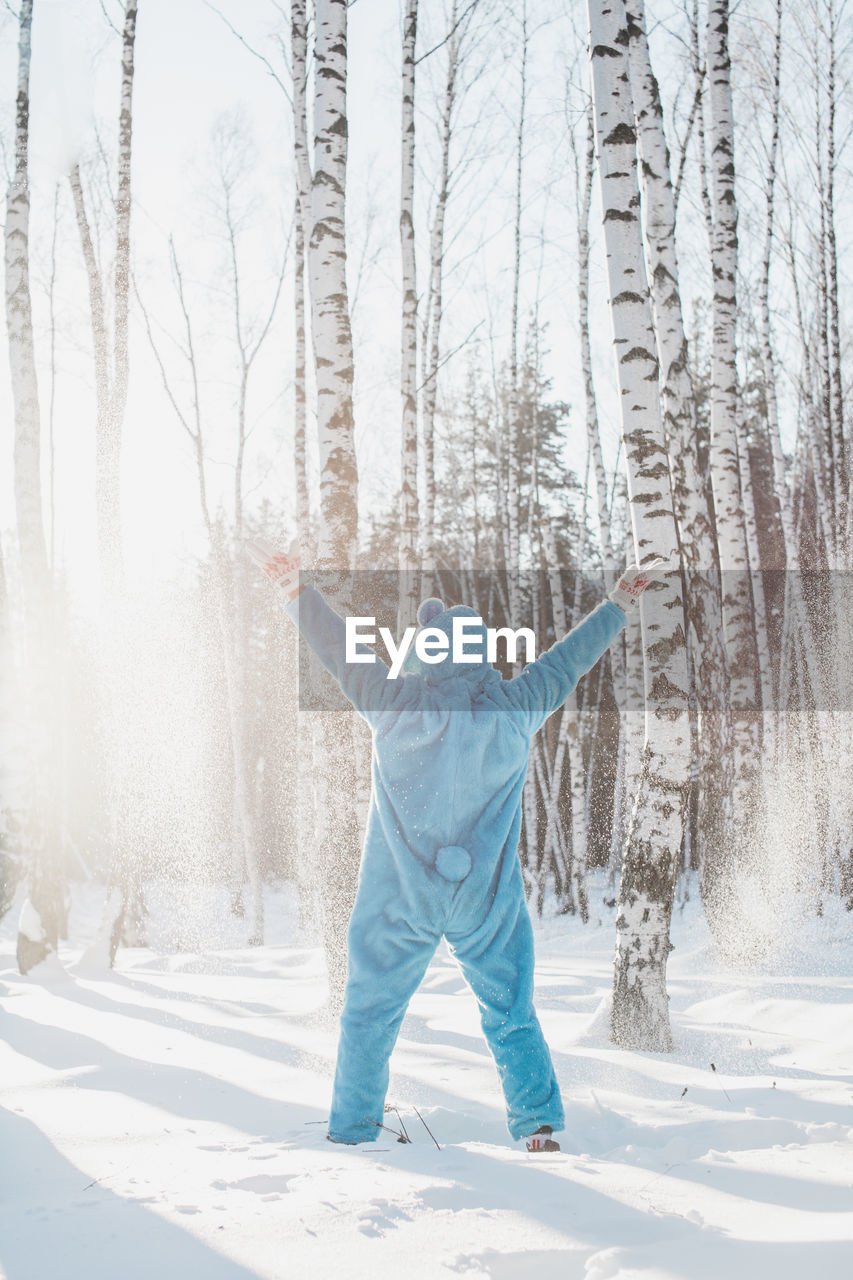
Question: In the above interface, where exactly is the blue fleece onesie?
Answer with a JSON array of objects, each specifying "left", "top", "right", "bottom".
[{"left": 286, "top": 586, "right": 627, "bottom": 1143}]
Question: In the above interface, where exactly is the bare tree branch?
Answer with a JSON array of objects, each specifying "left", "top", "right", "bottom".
[
  {"left": 416, "top": 319, "right": 483, "bottom": 394},
  {"left": 203, "top": 0, "right": 292, "bottom": 105},
  {"left": 415, "top": 0, "right": 479, "bottom": 65},
  {"left": 97, "top": 0, "right": 122, "bottom": 37},
  {"left": 132, "top": 273, "right": 197, "bottom": 446}
]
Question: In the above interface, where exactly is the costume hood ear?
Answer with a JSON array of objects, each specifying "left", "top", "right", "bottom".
[{"left": 417, "top": 598, "right": 444, "bottom": 627}]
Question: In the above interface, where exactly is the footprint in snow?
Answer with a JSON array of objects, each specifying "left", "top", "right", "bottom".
[
  {"left": 418, "top": 1186, "right": 488, "bottom": 1213},
  {"left": 211, "top": 1175, "right": 296, "bottom": 1196},
  {"left": 356, "top": 1199, "right": 411, "bottom": 1237}
]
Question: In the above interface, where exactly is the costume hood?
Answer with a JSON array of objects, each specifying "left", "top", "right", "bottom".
[{"left": 400, "top": 597, "right": 500, "bottom": 687}]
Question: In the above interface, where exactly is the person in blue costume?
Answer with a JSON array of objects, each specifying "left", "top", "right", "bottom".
[{"left": 248, "top": 540, "right": 660, "bottom": 1147}]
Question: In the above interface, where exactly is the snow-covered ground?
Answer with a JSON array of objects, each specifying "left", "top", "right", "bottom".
[{"left": 2, "top": 879, "right": 852, "bottom": 1280}]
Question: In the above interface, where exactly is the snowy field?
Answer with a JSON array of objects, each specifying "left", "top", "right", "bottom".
[{"left": 2, "top": 879, "right": 852, "bottom": 1280}]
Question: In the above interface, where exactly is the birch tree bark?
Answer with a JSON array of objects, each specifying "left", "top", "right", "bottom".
[
  {"left": 575, "top": 107, "right": 614, "bottom": 583},
  {"left": 570, "top": 102, "right": 633, "bottom": 874},
  {"left": 309, "top": 0, "right": 358, "bottom": 567},
  {"left": 757, "top": 0, "right": 785, "bottom": 532},
  {"left": 294, "top": 195, "right": 310, "bottom": 537},
  {"left": 292, "top": 0, "right": 311, "bottom": 542},
  {"left": 290, "top": 4, "right": 316, "bottom": 928},
  {"left": 812, "top": 66, "right": 837, "bottom": 561},
  {"left": 505, "top": 0, "right": 529, "bottom": 630},
  {"left": 587, "top": 0, "right": 691, "bottom": 1052},
  {"left": 735, "top": 403, "right": 775, "bottom": 740},
  {"left": 109, "top": 0, "right": 136, "bottom": 597},
  {"left": 70, "top": 1, "right": 137, "bottom": 601},
  {"left": 823, "top": 0, "right": 847, "bottom": 552},
  {"left": 398, "top": 0, "right": 419, "bottom": 632},
  {"left": 304, "top": 0, "right": 362, "bottom": 1008},
  {"left": 624, "top": 0, "right": 733, "bottom": 880},
  {"left": 69, "top": 1, "right": 143, "bottom": 959},
  {"left": 421, "top": 0, "right": 461, "bottom": 576},
  {"left": 5, "top": 0, "right": 64, "bottom": 973},
  {"left": 540, "top": 517, "right": 591, "bottom": 921},
  {"left": 6, "top": 0, "right": 45, "bottom": 646},
  {"left": 705, "top": 0, "right": 763, "bottom": 915}
]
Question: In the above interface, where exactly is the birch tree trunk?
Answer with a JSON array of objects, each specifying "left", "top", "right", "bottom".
[
  {"left": 291, "top": 0, "right": 312, "bottom": 496},
  {"left": 572, "top": 103, "right": 631, "bottom": 876},
  {"left": 68, "top": 1, "right": 141, "bottom": 961},
  {"left": 290, "top": 0, "right": 317, "bottom": 927},
  {"left": 421, "top": 0, "right": 460, "bottom": 577},
  {"left": 310, "top": 0, "right": 358, "bottom": 567},
  {"left": 735, "top": 404, "right": 775, "bottom": 740},
  {"left": 294, "top": 195, "right": 310, "bottom": 538},
  {"left": 756, "top": 0, "right": 821, "bottom": 705},
  {"left": 72, "top": 1, "right": 137, "bottom": 600},
  {"left": 6, "top": 0, "right": 45, "bottom": 662},
  {"left": 813, "top": 75, "right": 837, "bottom": 562},
  {"left": 505, "top": 0, "right": 528, "bottom": 630},
  {"left": 106, "top": 0, "right": 137, "bottom": 599},
  {"left": 305, "top": 0, "right": 362, "bottom": 1008},
  {"left": 625, "top": 0, "right": 733, "bottom": 882},
  {"left": 398, "top": 0, "right": 419, "bottom": 632},
  {"left": 6, "top": 0, "right": 65, "bottom": 973},
  {"left": 587, "top": 0, "right": 690, "bottom": 1052},
  {"left": 69, "top": 164, "right": 110, "bottom": 503},
  {"left": 575, "top": 107, "right": 614, "bottom": 583},
  {"left": 705, "top": 0, "right": 763, "bottom": 921},
  {"left": 824, "top": 0, "right": 847, "bottom": 553},
  {"left": 757, "top": 0, "right": 786, "bottom": 532},
  {"left": 539, "top": 517, "right": 587, "bottom": 919}
]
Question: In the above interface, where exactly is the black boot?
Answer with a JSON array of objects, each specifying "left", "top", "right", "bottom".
[{"left": 525, "top": 1125, "right": 560, "bottom": 1153}]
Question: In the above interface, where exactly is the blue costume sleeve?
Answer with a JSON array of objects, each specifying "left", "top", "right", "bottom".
[
  {"left": 284, "top": 585, "right": 405, "bottom": 724},
  {"left": 502, "top": 599, "right": 627, "bottom": 734}
]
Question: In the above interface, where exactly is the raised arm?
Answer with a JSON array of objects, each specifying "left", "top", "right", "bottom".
[
  {"left": 503, "top": 598, "right": 627, "bottom": 733},
  {"left": 502, "top": 562, "right": 664, "bottom": 734},
  {"left": 246, "top": 539, "right": 404, "bottom": 724}
]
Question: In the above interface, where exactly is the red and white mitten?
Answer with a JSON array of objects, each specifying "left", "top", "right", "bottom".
[
  {"left": 246, "top": 537, "right": 302, "bottom": 600},
  {"left": 608, "top": 557, "right": 667, "bottom": 613}
]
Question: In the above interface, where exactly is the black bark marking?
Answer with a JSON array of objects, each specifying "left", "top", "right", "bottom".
[
  {"left": 620, "top": 345, "right": 656, "bottom": 364},
  {"left": 604, "top": 122, "right": 636, "bottom": 146}
]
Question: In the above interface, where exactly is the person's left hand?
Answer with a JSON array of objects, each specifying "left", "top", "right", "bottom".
[{"left": 246, "top": 537, "right": 302, "bottom": 599}]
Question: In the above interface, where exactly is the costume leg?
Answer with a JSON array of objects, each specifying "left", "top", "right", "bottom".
[
  {"left": 328, "top": 901, "right": 438, "bottom": 1143},
  {"left": 446, "top": 885, "right": 564, "bottom": 1140}
]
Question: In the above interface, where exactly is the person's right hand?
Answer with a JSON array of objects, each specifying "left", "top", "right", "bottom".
[{"left": 246, "top": 538, "right": 302, "bottom": 599}]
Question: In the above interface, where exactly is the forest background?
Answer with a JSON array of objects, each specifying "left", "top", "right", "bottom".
[{"left": 0, "top": 0, "right": 850, "bottom": 1053}]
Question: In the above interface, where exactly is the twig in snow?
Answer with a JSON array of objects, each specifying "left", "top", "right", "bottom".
[
  {"left": 365, "top": 1117, "right": 409, "bottom": 1143},
  {"left": 393, "top": 1109, "right": 411, "bottom": 1144},
  {"left": 710, "top": 1063, "right": 732, "bottom": 1104},
  {"left": 81, "top": 1159, "right": 132, "bottom": 1191},
  {"left": 414, "top": 1107, "right": 441, "bottom": 1150}
]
